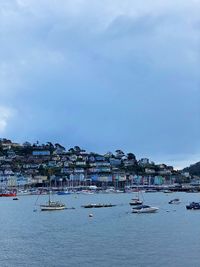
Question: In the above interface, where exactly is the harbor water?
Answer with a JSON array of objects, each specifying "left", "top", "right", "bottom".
[{"left": 1, "top": 192, "right": 200, "bottom": 267}]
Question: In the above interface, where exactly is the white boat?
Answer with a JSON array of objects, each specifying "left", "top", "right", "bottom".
[
  {"left": 132, "top": 205, "right": 159, "bottom": 213},
  {"left": 163, "top": 190, "right": 173, "bottom": 193},
  {"left": 80, "top": 190, "right": 94, "bottom": 195},
  {"left": 40, "top": 191, "right": 65, "bottom": 211}
]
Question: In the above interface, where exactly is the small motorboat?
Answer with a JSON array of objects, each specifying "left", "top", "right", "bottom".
[
  {"left": 132, "top": 205, "right": 159, "bottom": 213},
  {"left": 168, "top": 198, "right": 181, "bottom": 204},
  {"left": 13, "top": 197, "right": 19, "bottom": 200},
  {"left": 186, "top": 202, "right": 200, "bottom": 210}
]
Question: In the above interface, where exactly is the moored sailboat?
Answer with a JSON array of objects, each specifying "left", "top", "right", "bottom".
[
  {"left": 40, "top": 191, "right": 65, "bottom": 211},
  {"left": 129, "top": 189, "right": 143, "bottom": 206}
]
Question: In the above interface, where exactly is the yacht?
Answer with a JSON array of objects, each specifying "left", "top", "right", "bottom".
[{"left": 132, "top": 205, "right": 159, "bottom": 213}]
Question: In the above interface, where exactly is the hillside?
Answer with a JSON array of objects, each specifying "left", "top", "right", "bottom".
[{"left": 183, "top": 162, "right": 200, "bottom": 176}]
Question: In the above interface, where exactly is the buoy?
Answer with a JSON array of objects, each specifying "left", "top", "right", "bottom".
[{"left": 89, "top": 213, "right": 93, "bottom": 217}]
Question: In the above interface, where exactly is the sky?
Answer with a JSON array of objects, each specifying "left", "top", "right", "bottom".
[{"left": 0, "top": 0, "right": 200, "bottom": 169}]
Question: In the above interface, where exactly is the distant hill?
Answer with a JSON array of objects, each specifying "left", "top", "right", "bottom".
[{"left": 183, "top": 162, "right": 200, "bottom": 176}]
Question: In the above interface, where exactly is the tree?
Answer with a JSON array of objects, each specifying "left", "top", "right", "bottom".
[
  {"left": 68, "top": 148, "right": 75, "bottom": 153},
  {"left": 55, "top": 143, "right": 65, "bottom": 150},
  {"left": 115, "top": 150, "right": 125, "bottom": 158},
  {"left": 74, "top": 146, "right": 81, "bottom": 152},
  {"left": 127, "top": 153, "right": 136, "bottom": 161}
]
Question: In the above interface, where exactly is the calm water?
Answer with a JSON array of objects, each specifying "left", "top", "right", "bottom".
[{"left": 0, "top": 192, "right": 200, "bottom": 267}]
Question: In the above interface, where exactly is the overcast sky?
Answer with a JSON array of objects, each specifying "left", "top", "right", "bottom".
[{"left": 0, "top": 0, "right": 199, "bottom": 168}]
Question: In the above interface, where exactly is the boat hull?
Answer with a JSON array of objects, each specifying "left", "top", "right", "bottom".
[
  {"left": 186, "top": 202, "right": 200, "bottom": 210},
  {"left": 57, "top": 191, "right": 71, "bottom": 195},
  {"left": 40, "top": 205, "right": 65, "bottom": 211},
  {"left": 82, "top": 203, "right": 116, "bottom": 208},
  {"left": 169, "top": 199, "right": 180, "bottom": 204},
  {"left": 132, "top": 207, "right": 159, "bottom": 213},
  {"left": 129, "top": 201, "right": 143, "bottom": 206},
  {"left": 0, "top": 192, "right": 17, "bottom": 197}
]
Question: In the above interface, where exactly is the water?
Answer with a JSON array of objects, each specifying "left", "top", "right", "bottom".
[{"left": 0, "top": 192, "right": 200, "bottom": 267}]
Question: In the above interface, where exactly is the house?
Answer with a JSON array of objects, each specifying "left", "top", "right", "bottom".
[
  {"left": 32, "top": 150, "right": 50, "bottom": 156},
  {"left": 109, "top": 158, "right": 121, "bottom": 167},
  {"left": 53, "top": 146, "right": 66, "bottom": 155},
  {"left": 154, "top": 176, "right": 164, "bottom": 185},
  {"left": 145, "top": 168, "right": 156, "bottom": 174},
  {"left": 69, "top": 173, "right": 85, "bottom": 181},
  {"left": 32, "top": 175, "right": 48, "bottom": 184},
  {"left": 112, "top": 171, "right": 126, "bottom": 181},
  {"left": 138, "top": 158, "right": 150, "bottom": 166}
]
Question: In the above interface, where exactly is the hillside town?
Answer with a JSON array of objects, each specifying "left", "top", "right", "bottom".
[{"left": 0, "top": 138, "right": 195, "bottom": 190}]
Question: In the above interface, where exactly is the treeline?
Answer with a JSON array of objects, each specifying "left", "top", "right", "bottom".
[{"left": 183, "top": 162, "right": 200, "bottom": 176}]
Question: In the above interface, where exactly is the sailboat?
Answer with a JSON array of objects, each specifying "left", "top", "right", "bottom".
[
  {"left": 40, "top": 190, "right": 66, "bottom": 211},
  {"left": 129, "top": 189, "right": 143, "bottom": 206}
]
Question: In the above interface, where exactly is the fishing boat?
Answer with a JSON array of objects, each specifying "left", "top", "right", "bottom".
[
  {"left": 132, "top": 205, "right": 159, "bottom": 213},
  {"left": 168, "top": 198, "right": 180, "bottom": 204},
  {"left": 40, "top": 191, "right": 65, "bottom": 211}
]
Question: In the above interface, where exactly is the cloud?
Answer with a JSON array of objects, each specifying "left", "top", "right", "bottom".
[
  {"left": 0, "top": 106, "right": 16, "bottom": 134},
  {"left": 0, "top": 0, "right": 200, "bottom": 167}
]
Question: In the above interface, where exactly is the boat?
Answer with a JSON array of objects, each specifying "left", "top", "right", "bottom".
[
  {"left": 132, "top": 205, "right": 159, "bottom": 213},
  {"left": 57, "top": 191, "right": 71, "bottom": 195},
  {"left": 144, "top": 189, "right": 157, "bottom": 193},
  {"left": 186, "top": 202, "right": 200, "bottom": 210},
  {"left": 168, "top": 198, "right": 180, "bottom": 204},
  {"left": 129, "top": 190, "right": 143, "bottom": 206},
  {"left": 82, "top": 203, "right": 116, "bottom": 208},
  {"left": 13, "top": 197, "right": 19, "bottom": 200},
  {"left": 81, "top": 191, "right": 94, "bottom": 195},
  {"left": 40, "top": 191, "right": 66, "bottom": 211},
  {"left": 129, "top": 198, "right": 143, "bottom": 206},
  {"left": 0, "top": 192, "right": 17, "bottom": 197},
  {"left": 163, "top": 190, "right": 173, "bottom": 193}
]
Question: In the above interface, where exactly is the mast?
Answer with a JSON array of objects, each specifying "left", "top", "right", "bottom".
[
  {"left": 49, "top": 190, "right": 51, "bottom": 205},
  {"left": 49, "top": 175, "right": 52, "bottom": 205}
]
